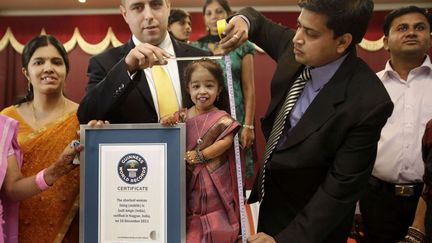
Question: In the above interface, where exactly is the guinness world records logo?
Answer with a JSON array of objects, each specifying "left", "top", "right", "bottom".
[{"left": 117, "top": 153, "right": 148, "bottom": 184}]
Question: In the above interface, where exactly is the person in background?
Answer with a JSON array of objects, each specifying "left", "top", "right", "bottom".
[
  {"left": 0, "top": 35, "right": 81, "bottom": 243},
  {"left": 77, "top": 0, "right": 209, "bottom": 124},
  {"left": 168, "top": 8, "right": 192, "bottom": 43},
  {"left": 359, "top": 6, "right": 432, "bottom": 243},
  {"left": 192, "top": 0, "right": 256, "bottom": 179},
  {"left": 219, "top": 0, "right": 393, "bottom": 242},
  {"left": 161, "top": 58, "right": 240, "bottom": 243},
  {"left": 0, "top": 114, "right": 82, "bottom": 243}
]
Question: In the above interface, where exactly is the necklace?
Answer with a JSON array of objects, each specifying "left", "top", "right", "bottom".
[
  {"left": 194, "top": 109, "right": 210, "bottom": 145},
  {"left": 31, "top": 98, "right": 67, "bottom": 124}
]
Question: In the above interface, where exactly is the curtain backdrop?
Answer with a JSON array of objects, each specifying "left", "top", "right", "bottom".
[
  {"left": 0, "top": 11, "right": 398, "bottom": 109},
  {"left": 1, "top": 10, "right": 430, "bottom": 187}
]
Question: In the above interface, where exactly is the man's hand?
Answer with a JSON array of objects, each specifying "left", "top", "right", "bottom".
[
  {"left": 125, "top": 43, "right": 173, "bottom": 73},
  {"left": 219, "top": 16, "right": 249, "bottom": 53},
  {"left": 247, "top": 232, "right": 276, "bottom": 243}
]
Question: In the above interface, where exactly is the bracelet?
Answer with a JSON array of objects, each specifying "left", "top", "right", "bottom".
[
  {"left": 243, "top": 124, "right": 254, "bottom": 129},
  {"left": 195, "top": 148, "right": 209, "bottom": 163},
  {"left": 35, "top": 169, "right": 51, "bottom": 191},
  {"left": 403, "top": 227, "right": 426, "bottom": 243}
]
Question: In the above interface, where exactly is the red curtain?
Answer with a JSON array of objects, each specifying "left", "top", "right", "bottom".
[
  {"left": 0, "top": 11, "right": 396, "bottom": 109},
  {"left": 1, "top": 11, "right": 429, "bottom": 187}
]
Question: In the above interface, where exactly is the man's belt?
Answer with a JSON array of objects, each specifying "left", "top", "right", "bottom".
[{"left": 368, "top": 176, "right": 423, "bottom": 197}]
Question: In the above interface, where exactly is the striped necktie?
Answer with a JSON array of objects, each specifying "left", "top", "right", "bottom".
[
  {"left": 151, "top": 65, "right": 179, "bottom": 118},
  {"left": 257, "top": 67, "right": 312, "bottom": 202}
]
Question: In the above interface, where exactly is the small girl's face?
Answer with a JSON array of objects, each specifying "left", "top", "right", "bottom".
[{"left": 188, "top": 66, "right": 221, "bottom": 112}]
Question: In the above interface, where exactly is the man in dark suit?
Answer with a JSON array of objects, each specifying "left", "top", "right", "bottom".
[
  {"left": 77, "top": 0, "right": 209, "bottom": 124},
  {"left": 220, "top": 0, "right": 394, "bottom": 242}
]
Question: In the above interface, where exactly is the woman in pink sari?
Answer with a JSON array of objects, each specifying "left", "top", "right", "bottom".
[
  {"left": 0, "top": 114, "right": 82, "bottom": 243},
  {"left": 162, "top": 58, "right": 241, "bottom": 243}
]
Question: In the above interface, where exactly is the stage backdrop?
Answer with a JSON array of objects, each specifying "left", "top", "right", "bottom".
[{"left": 1, "top": 10, "right": 430, "bottom": 187}]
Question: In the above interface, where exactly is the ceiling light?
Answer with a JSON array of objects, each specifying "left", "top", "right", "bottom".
[{"left": 78, "top": 0, "right": 86, "bottom": 3}]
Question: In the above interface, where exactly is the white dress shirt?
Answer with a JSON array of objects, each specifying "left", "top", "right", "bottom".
[
  {"left": 132, "top": 33, "right": 181, "bottom": 119},
  {"left": 373, "top": 55, "right": 432, "bottom": 183}
]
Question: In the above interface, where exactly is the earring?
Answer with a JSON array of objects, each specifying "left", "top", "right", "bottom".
[{"left": 27, "top": 82, "right": 31, "bottom": 92}]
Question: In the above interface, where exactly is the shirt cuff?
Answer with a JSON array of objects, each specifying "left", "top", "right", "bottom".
[{"left": 230, "top": 15, "right": 251, "bottom": 32}]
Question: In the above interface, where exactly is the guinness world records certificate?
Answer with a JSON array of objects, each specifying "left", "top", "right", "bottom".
[
  {"left": 100, "top": 144, "right": 165, "bottom": 242},
  {"left": 80, "top": 124, "right": 186, "bottom": 243}
]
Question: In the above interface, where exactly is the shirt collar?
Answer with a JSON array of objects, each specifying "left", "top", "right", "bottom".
[
  {"left": 378, "top": 55, "right": 432, "bottom": 80},
  {"left": 309, "top": 53, "right": 348, "bottom": 92}
]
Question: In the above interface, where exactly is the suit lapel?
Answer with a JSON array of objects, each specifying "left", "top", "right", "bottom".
[
  {"left": 123, "top": 39, "right": 157, "bottom": 112},
  {"left": 261, "top": 51, "right": 302, "bottom": 139},
  {"left": 266, "top": 51, "right": 303, "bottom": 118},
  {"left": 119, "top": 39, "right": 134, "bottom": 57},
  {"left": 172, "top": 37, "right": 191, "bottom": 96},
  {"left": 280, "top": 52, "right": 358, "bottom": 150}
]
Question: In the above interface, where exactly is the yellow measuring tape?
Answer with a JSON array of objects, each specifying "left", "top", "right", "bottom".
[{"left": 217, "top": 19, "right": 227, "bottom": 39}]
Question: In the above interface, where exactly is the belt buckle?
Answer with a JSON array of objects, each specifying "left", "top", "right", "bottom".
[{"left": 395, "top": 185, "right": 415, "bottom": 197}]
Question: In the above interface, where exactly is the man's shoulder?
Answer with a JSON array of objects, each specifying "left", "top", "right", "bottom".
[
  {"left": 346, "top": 57, "right": 391, "bottom": 101},
  {"left": 87, "top": 42, "right": 131, "bottom": 72},
  {"left": 91, "top": 43, "right": 128, "bottom": 62}
]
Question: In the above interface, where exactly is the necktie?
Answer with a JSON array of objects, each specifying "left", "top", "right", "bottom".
[
  {"left": 257, "top": 67, "right": 312, "bottom": 202},
  {"left": 151, "top": 65, "right": 179, "bottom": 118}
]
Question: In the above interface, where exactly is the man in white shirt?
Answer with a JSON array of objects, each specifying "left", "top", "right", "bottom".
[
  {"left": 77, "top": 0, "right": 209, "bottom": 124},
  {"left": 360, "top": 6, "right": 432, "bottom": 243}
]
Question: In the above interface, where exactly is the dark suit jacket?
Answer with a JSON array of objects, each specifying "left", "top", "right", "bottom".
[
  {"left": 241, "top": 7, "right": 394, "bottom": 243},
  {"left": 77, "top": 36, "right": 209, "bottom": 124}
]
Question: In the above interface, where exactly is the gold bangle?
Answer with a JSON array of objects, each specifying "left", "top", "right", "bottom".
[{"left": 243, "top": 124, "right": 254, "bottom": 129}]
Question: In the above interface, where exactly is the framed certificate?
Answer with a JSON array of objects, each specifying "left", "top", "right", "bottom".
[{"left": 79, "top": 124, "right": 186, "bottom": 243}]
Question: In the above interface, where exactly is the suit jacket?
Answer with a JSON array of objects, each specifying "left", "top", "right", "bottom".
[
  {"left": 77, "top": 36, "right": 209, "bottom": 124},
  {"left": 241, "top": 8, "right": 394, "bottom": 243}
]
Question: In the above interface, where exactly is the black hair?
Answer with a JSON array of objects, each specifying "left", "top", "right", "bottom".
[
  {"left": 168, "top": 8, "right": 191, "bottom": 26},
  {"left": 298, "top": 0, "right": 374, "bottom": 51},
  {"left": 183, "top": 58, "right": 230, "bottom": 113},
  {"left": 17, "top": 35, "right": 69, "bottom": 104},
  {"left": 203, "top": 0, "right": 232, "bottom": 16},
  {"left": 383, "top": 6, "right": 432, "bottom": 36}
]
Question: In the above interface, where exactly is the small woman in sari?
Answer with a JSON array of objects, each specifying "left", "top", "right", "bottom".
[
  {"left": 0, "top": 114, "right": 83, "bottom": 243},
  {"left": 0, "top": 35, "right": 80, "bottom": 243},
  {"left": 161, "top": 59, "right": 241, "bottom": 243}
]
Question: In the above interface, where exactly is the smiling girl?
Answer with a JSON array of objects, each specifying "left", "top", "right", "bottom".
[{"left": 161, "top": 58, "right": 241, "bottom": 243}]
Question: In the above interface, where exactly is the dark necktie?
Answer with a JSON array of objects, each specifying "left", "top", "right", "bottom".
[{"left": 257, "top": 67, "right": 312, "bottom": 202}]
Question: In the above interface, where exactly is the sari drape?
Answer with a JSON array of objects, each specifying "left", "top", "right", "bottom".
[
  {"left": 184, "top": 109, "right": 241, "bottom": 243},
  {"left": 0, "top": 106, "right": 79, "bottom": 243},
  {"left": 0, "top": 114, "right": 22, "bottom": 243}
]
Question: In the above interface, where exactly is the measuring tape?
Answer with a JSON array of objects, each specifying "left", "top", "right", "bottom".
[{"left": 224, "top": 54, "right": 248, "bottom": 243}]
